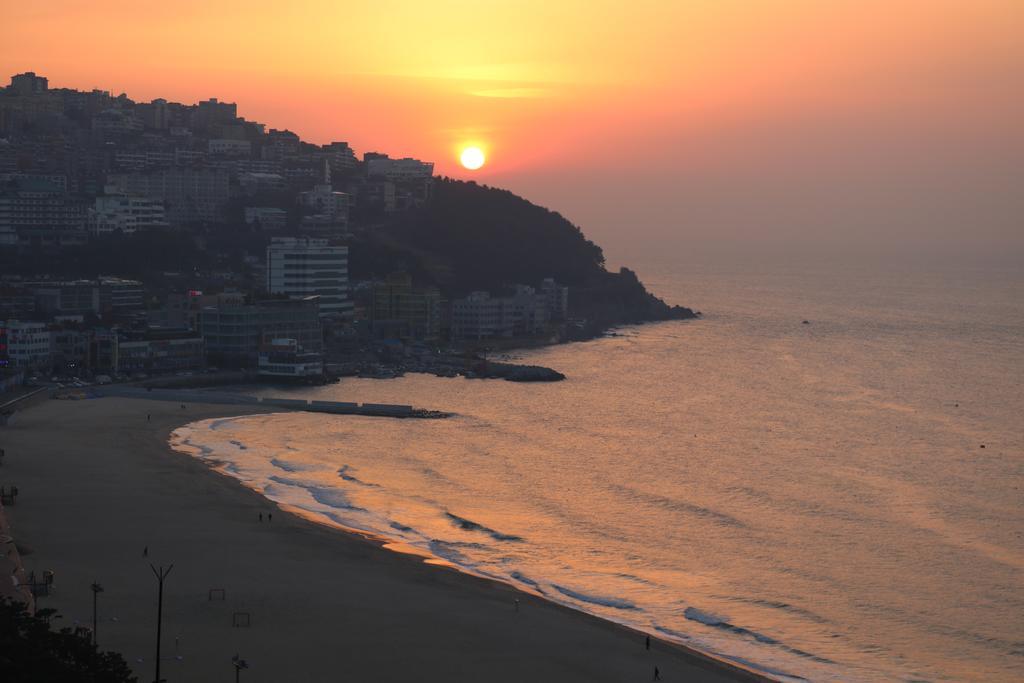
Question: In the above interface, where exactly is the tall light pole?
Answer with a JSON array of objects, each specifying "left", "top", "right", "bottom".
[
  {"left": 232, "top": 654, "right": 249, "bottom": 683},
  {"left": 150, "top": 564, "right": 173, "bottom": 683},
  {"left": 90, "top": 582, "right": 104, "bottom": 646}
]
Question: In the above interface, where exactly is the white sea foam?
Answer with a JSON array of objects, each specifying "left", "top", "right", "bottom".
[
  {"left": 270, "top": 457, "right": 320, "bottom": 473},
  {"left": 684, "top": 606, "right": 727, "bottom": 626},
  {"left": 552, "top": 585, "right": 638, "bottom": 610}
]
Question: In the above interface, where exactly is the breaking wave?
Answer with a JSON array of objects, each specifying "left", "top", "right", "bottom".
[
  {"left": 268, "top": 475, "right": 366, "bottom": 512},
  {"left": 553, "top": 585, "right": 638, "bottom": 610},
  {"left": 428, "top": 539, "right": 488, "bottom": 565},
  {"left": 270, "top": 457, "right": 323, "bottom": 473},
  {"left": 445, "top": 512, "right": 523, "bottom": 542},
  {"left": 337, "top": 465, "right": 380, "bottom": 487},
  {"left": 510, "top": 571, "right": 542, "bottom": 590},
  {"left": 684, "top": 607, "right": 834, "bottom": 664}
]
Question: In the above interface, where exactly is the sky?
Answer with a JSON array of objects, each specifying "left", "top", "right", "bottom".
[{"left": 2, "top": 0, "right": 1022, "bottom": 260}]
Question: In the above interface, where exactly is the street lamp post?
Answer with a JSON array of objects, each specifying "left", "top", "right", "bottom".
[
  {"left": 150, "top": 564, "right": 173, "bottom": 683},
  {"left": 90, "top": 582, "right": 104, "bottom": 646},
  {"left": 232, "top": 654, "right": 249, "bottom": 683}
]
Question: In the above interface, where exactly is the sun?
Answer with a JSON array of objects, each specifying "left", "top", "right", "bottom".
[{"left": 460, "top": 146, "right": 486, "bottom": 170}]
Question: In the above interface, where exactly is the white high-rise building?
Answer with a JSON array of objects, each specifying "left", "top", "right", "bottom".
[
  {"left": 450, "top": 286, "right": 549, "bottom": 340},
  {"left": 365, "top": 157, "right": 434, "bottom": 181},
  {"left": 0, "top": 320, "right": 52, "bottom": 368},
  {"left": 266, "top": 237, "right": 352, "bottom": 320},
  {"left": 298, "top": 159, "right": 350, "bottom": 231},
  {"left": 89, "top": 191, "right": 169, "bottom": 234}
]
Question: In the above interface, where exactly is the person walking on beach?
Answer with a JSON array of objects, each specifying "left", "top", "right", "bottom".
[
  {"left": 653, "top": 665, "right": 661, "bottom": 680},
  {"left": 143, "top": 546, "right": 148, "bottom": 558},
  {"left": 645, "top": 635, "right": 651, "bottom": 650},
  {"left": 147, "top": 414, "right": 151, "bottom": 422},
  {"left": 268, "top": 513, "right": 272, "bottom": 522}
]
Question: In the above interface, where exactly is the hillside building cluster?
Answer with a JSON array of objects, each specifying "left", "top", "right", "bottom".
[{"left": 0, "top": 72, "right": 571, "bottom": 385}]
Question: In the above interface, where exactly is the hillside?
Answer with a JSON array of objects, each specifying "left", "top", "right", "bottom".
[
  {"left": 0, "top": 178, "right": 698, "bottom": 339},
  {"left": 351, "top": 178, "right": 698, "bottom": 334}
]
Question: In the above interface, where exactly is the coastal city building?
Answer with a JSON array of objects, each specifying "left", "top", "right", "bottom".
[
  {"left": 450, "top": 291, "right": 509, "bottom": 340},
  {"left": 136, "top": 97, "right": 170, "bottom": 130},
  {"left": 116, "top": 329, "right": 205, "bottom": 374},
  {"left": 450, "top": 285, "right": 549, "bottom": 340},
  {"left": 192, "top": 97, "right": 237, "bottom": 129},
  {"left": 91, "top": 109, "right": 143, "bottom": 137},
  {"left": 257, "top": 337, "right": 323, "bottom": 379},
  {"left": 198, "top": 297, "right": 322, "bottom": 367},
  {"left": 244, "top": 206, "right": 288, "bottom": 230},
  {"left": 0, "top": 73, "right": 64, "bottom": 136},
  {"left": 541, "top": 278, "right": 570, "bottom": 321},
  {"left": 97, "top": 277, "right": 146, "bottom": 315},
  {"left": 358, "top": 180, "right": 397, "bottom": 214},
  {"left": 30, "top": 280, "right": 97, "bottom": 316},
  {"left": 239, "top": 172, "right": 285, "bottom": 196},
  {"left": 10, "top": 71, "right": 48, "bottom": 95},
  {"left": 89, "top": 192, "right": 169, "bottom": 234},
  {"left": 147, "top": 290, "right": 246, "bottom": 331},
  {"left": 370, "top": 272, "right": 442, "bottom": 341},
  {"left": 0, "top": 174, "right": 86, "bottom": 246},
  {"left": 0, "top": 285, "right": 35, "bottom": 319},
  {"left": 29, "top": 278, "right": 144, "bottom": 319},
  {"left": 365, "top": 156, "right": 434, "bottom": 181},
  {"left": 0, "top": 320, "right": 52, "bottom": 368},
  {"left": 207, "top": 138, "right": 252, "bottom": 157},
  {"left": 0, "top": 221, "right": 15, "bottom": 246},
  {"left": 299, "top": 161, "right": 350, "bottom": 230},
  {"left": 266, "top": 237, "right": 352, "bottom": 320},
  {"left": 50, "top": 325, "right": 92, "bottom": 374},
  {"left": 324, "top": 141, "right": 357, "bottom": 170},
  {"left": 106, "top": 167, "right": 230, "bottom": 225},
  {"left": 365, "top": 155, "right": 434, "bottom": 208}
]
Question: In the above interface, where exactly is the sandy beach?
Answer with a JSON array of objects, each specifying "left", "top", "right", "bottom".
[{"left": 1, "top": 397, "right": 765, "bottom": 683}]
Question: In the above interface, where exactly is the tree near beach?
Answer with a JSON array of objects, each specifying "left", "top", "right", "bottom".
[{"left": 0, "top": 598, "right": 136, "bottom": 682}]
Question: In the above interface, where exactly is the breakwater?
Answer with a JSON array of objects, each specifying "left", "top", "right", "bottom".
[{"left": 91, "top": 386, "right": 447, "bottom": 418}]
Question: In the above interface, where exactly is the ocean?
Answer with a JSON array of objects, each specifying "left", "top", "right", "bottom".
[{"left": 172, "top": 254, "right": 1024, "bottom": 681}]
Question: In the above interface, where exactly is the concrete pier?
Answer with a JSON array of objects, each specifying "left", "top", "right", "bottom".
[{"left": 89, "top": 386, "right": 432, "bottom": 418}]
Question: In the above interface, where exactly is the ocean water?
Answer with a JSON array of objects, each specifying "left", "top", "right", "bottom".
[{"left": 172, "top": 255, "right": 1024, "bottom": 682}]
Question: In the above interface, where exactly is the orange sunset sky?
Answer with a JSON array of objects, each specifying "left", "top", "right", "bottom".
[{"left": 2, "top": 1, "right": 1022, "bottom": 257}]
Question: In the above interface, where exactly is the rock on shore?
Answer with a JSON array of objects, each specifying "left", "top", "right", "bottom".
[{"left": 486, "top": 363, "right": 566, "bottom": 382}]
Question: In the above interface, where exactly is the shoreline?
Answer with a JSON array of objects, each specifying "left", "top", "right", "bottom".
[
  {"left": 2, "top": 397, "right": 768, "bottom": 682},
  {"left": 169, "top": 415, "right": 773, "bottom": 678},
  {"left": 127, "top": 317, "right": 699, "bottom": 393}
]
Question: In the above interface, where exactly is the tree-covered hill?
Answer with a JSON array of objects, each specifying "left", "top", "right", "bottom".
[
  {"left": 352, "top": 178, "right": 698, "bottom": 331},
  {"left": 403, "top": 178, "right": 607, "bottom": 291}
]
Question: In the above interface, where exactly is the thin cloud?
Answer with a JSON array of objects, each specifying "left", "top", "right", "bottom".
[{"left": 469, "top": 87, "right": 550, "bottom": 99}]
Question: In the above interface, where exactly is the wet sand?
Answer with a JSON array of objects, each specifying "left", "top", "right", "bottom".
[{"left": 1, "top": 397, "right": 766, "bottom": 682}]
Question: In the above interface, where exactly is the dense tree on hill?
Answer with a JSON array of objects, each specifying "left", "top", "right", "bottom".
[
  {"left": 385, "top": 178, "right": 606, "bottom": 293},
  {"left": 351, "top": 178, "right": 696, "bottom": 328},
  {"left": 0, "top": 598, "right": 137, "bottom": 682}
]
